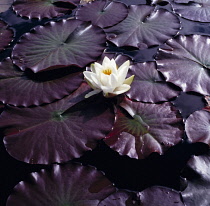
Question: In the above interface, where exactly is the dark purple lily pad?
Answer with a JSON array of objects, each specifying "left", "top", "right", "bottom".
[
  {"left": 104, "top": 5, "right": 180, "bottom": 48},
  {"left": 0, "top": 58, "right": 83, "bottom": 106},
  {"left": 156, "top": 34, "right": 210, "bottom": 95},
  {"left": 126, "top": 61, "right": 180, "bottom": 103},
  {"left": 185, "top": 110, "right": 210, "bottom": 145},
  {"left": 172, "top": 0, "right": 210, "bottom": 22},
  {"left": 105, "top": 97, "right": 183, "bottom": 159},
  {"left": 99, "top": 187, "right": 184, "bottom": 205},
  {"left": 0, "top": 84, "right": 115, "bottom": 164},
  {"left": 0, "top": 20, "right": 13, "bottom": 52},
  {"left": 13, "top": 0, "right": 79, "bottom": 19},
  {"left": 76, "top": 0, "right": 128, "bottom": 28},
  {"left": 12, "top": 19, "right": 106, "bottom": 73},
  {"left": 182, "top": 153, "right": 210, "bottom": 206},
  {"left": 0, "top": 0, "right": 13, "bottom": 13},
  {"left": 6, "top": 163, "right": 116, "bottom": 206}
]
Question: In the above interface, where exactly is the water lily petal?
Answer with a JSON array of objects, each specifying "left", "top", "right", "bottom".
[
  {"left": 117, "top": 60, "right": 130, "bottom": 84},
  {"left": 109, "top": 73, "right": 118, "bottom": 89},
  {"left": 100, "top": 72, "right": 110, "bottom": 86},
  {"left": 113, "top": 84, "right": 131, "bottom": 95},
  {"left": 110, "top": 58, "right": 118, "bottom": 74},
  {"left": 83, "top": 71, "right": 100, "bottom": 89},
  {"left": 124, "top": 75, "right": 135, "bottom": 85},
  {"left": 85, "top": 89, "right": 101, "bottom": 98},
  {"left": 94, "top": 62, "right": 103, "bottom": 71},
  {"left": 102, "top": 56, "right": 112, "bottom": 67},
  {"left": 101, "top": 85, "right": 114, "bottom": 94}
]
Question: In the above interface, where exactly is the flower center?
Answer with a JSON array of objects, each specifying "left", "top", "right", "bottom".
[{"left": 102, "top": 68, "right": 112, "bottom": 75}]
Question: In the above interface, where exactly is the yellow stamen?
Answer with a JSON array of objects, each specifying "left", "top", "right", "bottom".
[{"left": 102, "top": 68, "right": 112, "bottom": 75}]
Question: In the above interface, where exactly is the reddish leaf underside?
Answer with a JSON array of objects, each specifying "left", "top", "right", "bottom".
[
  {"left": 6, "top": 163, "right": 116, "bottom": 206},
  {"left": 104, "top": 5, "right": 180, "bottom": 48},
  {"left": 0, "top": 0, "right": 13, "bottom": 13},
  {"left": 172, "top": 0, "right": 210, "bottom": 22},
  {"left": 182, "top": 153, "right": 210, "bottom": 206},
  {"left": 0, "top": 84, "right": 115, "bottom": 164},
  {"left": 76, "top": 0, "right": 128, "bottom": 28},
  {"left": 99, "top": 187, "right": 184, "bottom": 206},
  {"left": 0, "top": 20, "right": 13, "bottom": 52},
  {"left": 13, "top": 0, "right": 79, "bottom": 19},
  {"left": 126, "top": 62, "right": 180, "bottom": 103},
  {"left": 0, "top": 58, "right": 83, "bottom": 106},
  {"left": 105, "top": 97, "right": 183, "bottom": 159},
  {"left": 156, "top": 34, "right": 210, "bottom": 96},
  {"left": 12, "top": 19, "right": 106, "bottom": 73}
]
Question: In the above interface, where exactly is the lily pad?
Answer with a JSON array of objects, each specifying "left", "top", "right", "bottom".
[
  {"left": 0, "top": 20, "right": 13, "bottom": 52},
  {"left": 12, "top": 19, "right": 106, "bottom": 73},
  {"left": 104, "top": 5, "right": 180, "bottom": 48},
  {"left": 0, "top": 0, "right": 13, "bottom": 13},
  {"left": 105, "top": 97, "right": 183, "bottom": 159},
  {"left": 0, "top": 58, "right": 83, "bottom": 106},
  {"left": 0, "top": 84, "right": 115, "bottom": 164},
  {"left": 13, "top": 0, "right": 79, "bottom": 19},
  {"left": 99, "top": 187, "right": 184, "bottom": 205},
  {"left": 182, "top": 153, "right": 210, "bottom": 206},
  {"left": 172, "top": 0, "right": 210, "bottom": 22},
  {"left": 185, "top": 110, "right": 210, "bottom": 145},
  {"left": 156, "top": 34, "right": 210, "bottom": 95},
  {"left": 76, "top": 0, "right": 128, "bottom": 28},
  {"left": 6, "top": 163, "right": 116, "bottom": 206},
  {"left": 126, "top": 61, "right": 180, "bottom": 103}
]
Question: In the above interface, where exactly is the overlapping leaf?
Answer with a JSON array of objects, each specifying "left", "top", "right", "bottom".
[
  {"left": 156, "top": 34, "right": 210, "bottom": 95},
  {"left": 6, "top": 163, "right": 116, "bottom": 206},
  {"left": 13, "top": 0, "right": 79, "bottom": 19},
  {"left": 172, "top": 0, "right": 210, "bottom": 22},
  {"left": 182, "top": 152, "right": 210, "bottom": 206},
  {"left": 105, "top": 97, "right": 183, "bottom": 159},
  {"left": 0, "top": 20, "right": 13, "bottom": 52},
  {"left": 12, "top": 19, "right": 106, "bottom": 73},
  {"left": 0, "top": 84, "right": 115, "bottom": 164},
  {"left": 76, "top": 0, "right": 128, "bottom": 28},
  {"left": 104, "top": 5, "right": 180, "bottom": 48},
  {"left": 185, "top": 110, "right": 210, "bottom": 145},
  {"left": 0, "top": 0, "right": 13, "bottom": 13},
  {"left": 99, "top": 187, "right": 184, "bottom": 205},
  {"left": 126, "top": 61, "right": 180, "bottom": 103},
  {"left": 0, "top": 58, "right": 83, "bottom": 106}
]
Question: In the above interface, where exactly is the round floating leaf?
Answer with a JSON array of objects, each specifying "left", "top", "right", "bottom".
[
  {"left": 0, "top": 84, "right": 115, "bottom": 164},
  {"left": 182, "top": 153, "right": 210, "bottom": 206},
  {"left": 12, "top": 19, "right": 106, "bottom": 73},
  {"left": 6, "top": 163, "right": 116, "bottom": 206},
  {"left": 98, "top": 191, "right": 138, "bottom": 206},
  {"left": 0, "top": 58, "right": 83, "bottom": 106},
  {"left": 76, "top": 0, "right": 128, "bottom": 28},
  {"left": 185, "top": 110, "right": 210, "bottom": 145},
  {"left": 99, "top": 187, "right": 184, "bottom": 206},
  {"left": 156, "top": 35, "right": 210, "bottom": 95},
  {"left": 0, "top": 20, "right": 13, "bottom": 52},
  {"left": 126, "top": 61, "right": 180, "bottom": 103},
  {"left": 0, "top": 0, "right": 13, "bottom": 13},
  {"left": 105, "top": 97, "right": 183, "bottom": 159},
  {"left": 13, "top": 0, "right": 79, "bottom": 19},
  {"left": 139, "top": 187, "right": 184, "bottom": 206},
  {"left": 172, "top": 0, "right": 210, "bottom": 22},
  {"left": 104, "top": 5, "right": 180, "bottom": 48}
]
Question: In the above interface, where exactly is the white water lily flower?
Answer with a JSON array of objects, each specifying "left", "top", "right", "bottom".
[{"left": 83, "top": 56, "right": 134, "bottom": 98}]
